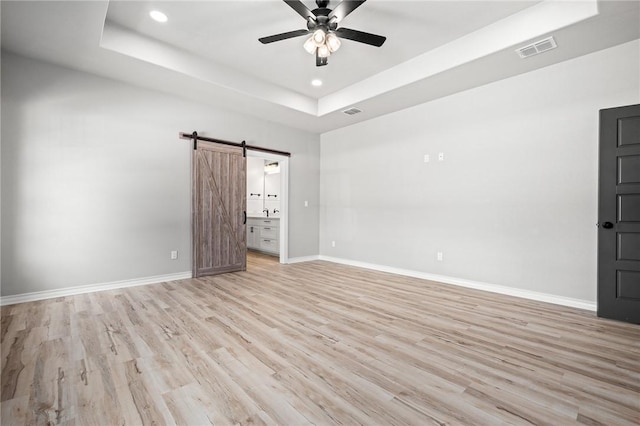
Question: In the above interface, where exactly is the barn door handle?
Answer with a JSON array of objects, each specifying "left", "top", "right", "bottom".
[
  {"left": 243, "top": 211, "right": 246, "bottom": 225},
  {"left": 602, "top": 221, "right": 614, "bottom": 229}
]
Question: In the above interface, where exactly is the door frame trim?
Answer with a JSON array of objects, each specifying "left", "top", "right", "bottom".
[{"left": 247, "top": 150, "right": 289, "bottom": 264}]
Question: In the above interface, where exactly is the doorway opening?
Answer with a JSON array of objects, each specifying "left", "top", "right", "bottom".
[{"left": 246, "top": 150, "right": 289, "bottom": 265}]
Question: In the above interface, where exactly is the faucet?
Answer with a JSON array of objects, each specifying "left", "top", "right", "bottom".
[
  {"left": 273, "top": 209, "right": 280, "bottom": 215},
  {"left": 263, "top": 208, "right": 269, "bottom": 217}
]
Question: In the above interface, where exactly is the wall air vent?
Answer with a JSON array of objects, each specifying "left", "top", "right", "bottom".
[
  {"left": 516, "top": 36, "right": 557, "bottom": 58},
  {"left": 343, "top": 107, "right": 362, "bottom": 116}
]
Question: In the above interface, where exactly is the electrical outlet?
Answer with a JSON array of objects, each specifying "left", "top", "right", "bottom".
[
  {"left": 304, "top": 200, "right": 309, "bottom": 207},
  {"left": 438, "top": 152, "right": 444, "bottom": 162},
  {"left": 437, "top": 251, "right": 443, "bottom": 261},
  {"left": 423, "top": 154, "right": 430, "bottom": 163},
  {"left": 331, "top": 241, "right": 336, "bottom": 248},
  {"left": 171, "top": 250, "right": 178, "bottom": 260}
]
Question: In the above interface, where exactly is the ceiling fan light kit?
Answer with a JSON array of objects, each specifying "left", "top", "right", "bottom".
[
  {"left": 326, "top": 33, "right": 341, "bottom": 52},
  {"left": 303, "top": 36, "right": 317, "bottom": 54},
  {"left": 303, "top": 29, "right": 341, "bottom": 59},
  {"left": 317, "top": 43, "right": 331, "bottom": 58},
  {"left": 259, "top": 0, "right": 386, "bottom": 67},
  {"left": 313, "top": 29, "right": 326, "bottom": 45}
]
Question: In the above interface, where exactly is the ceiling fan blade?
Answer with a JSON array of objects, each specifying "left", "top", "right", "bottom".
[
  {"left": 334, "top": 27, "right": 386, "bottom": 47},
  {"left": 316, "top": 51, "right": 328, "bottom": 67},
  {"left": 259, "top": 29, "right": 310, "bottom": 44},
  {"left": 284, "top": 0, "right": 315, "bottom": 20},
  {"left": 328, "top": 0, "right": 366, "bottom": 23}
]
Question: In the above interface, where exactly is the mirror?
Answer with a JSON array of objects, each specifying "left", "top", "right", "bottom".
[{"left": 246, "top": 157, "right": 280, "bottom": 217}]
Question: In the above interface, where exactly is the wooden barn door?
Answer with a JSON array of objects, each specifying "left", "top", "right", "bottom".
[{"left": 192, "top": 141, "right": 246, "bottom": 277}]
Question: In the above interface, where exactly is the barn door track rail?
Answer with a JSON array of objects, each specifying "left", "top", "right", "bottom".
[{"left": 180, "top": 132, "right": 291, "bottom": 157}]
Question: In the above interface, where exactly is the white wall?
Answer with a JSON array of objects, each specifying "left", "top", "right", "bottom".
[
  {"left": 320, "top": 40, "right": 640, "bottom": 303},
  {"left": 1, "top": 51, "right": 320, "bottom": 297},
  {"left": 246, "top": 157, "right": 266, "bottom": 217}
]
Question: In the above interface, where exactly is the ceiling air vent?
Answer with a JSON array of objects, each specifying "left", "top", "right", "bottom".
[
  {"left": 343, "top": 107, "right": 362, "bottom": 116},
  {"left": 516, "top": 36, "right": 557, "bottom": 58}
]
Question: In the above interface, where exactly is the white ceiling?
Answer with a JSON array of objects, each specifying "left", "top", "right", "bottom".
[
  {"left": 2, "top": 1, "right": 639, "bottom": 133},
  {"left": 104, "top": 1, "right": 540, "bottom": 98}
]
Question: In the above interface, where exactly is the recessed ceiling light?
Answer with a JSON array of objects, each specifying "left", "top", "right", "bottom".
[
  {"left": 149, "top": 10, "right": 168, "bottom": 23},
  {"left": 311, "top": 79, "right": 323, "bottom": 87}
]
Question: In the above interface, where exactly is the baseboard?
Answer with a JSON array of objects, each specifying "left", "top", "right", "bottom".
[
  {"left": 0, "top": 271, "right": 192, "bottom": 306},
  {"left": 287, "top": 255, "right": 321, "bottom": 264},
  {"left": 1, "top": 257, "right": 597, "bottom": 312},
  {"left": 317, "top": 255, "right": 597, "bottom": 311}
]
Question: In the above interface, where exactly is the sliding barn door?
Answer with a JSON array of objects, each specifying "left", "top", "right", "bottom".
[{"left": 193, "top": 141, "right": 246, "bottom": 277}]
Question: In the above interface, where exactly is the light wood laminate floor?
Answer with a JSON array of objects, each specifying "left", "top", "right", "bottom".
[{"left": 2, "top": 253, "right": 639, "bottom": 425}]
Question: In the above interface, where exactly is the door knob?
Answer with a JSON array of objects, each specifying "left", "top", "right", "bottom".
[{"left": 602, "top": 222, "right": 614, "bottom": 229}]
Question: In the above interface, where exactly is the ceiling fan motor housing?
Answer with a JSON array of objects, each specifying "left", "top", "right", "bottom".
[{"left": 307, "top": 8, "right": 337, "bottom": 31}]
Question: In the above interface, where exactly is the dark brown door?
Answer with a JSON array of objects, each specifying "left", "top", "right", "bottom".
[
  {"left": 192, "top": 141, "right": 246, "bottom": 277},
  {"left": 598, "top": 104, "right": 640, "bottom": 324}
]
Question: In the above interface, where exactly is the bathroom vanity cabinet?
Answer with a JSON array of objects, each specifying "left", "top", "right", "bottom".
[{"left": 247, "top": 217, "right": 279, "bottom": 255}]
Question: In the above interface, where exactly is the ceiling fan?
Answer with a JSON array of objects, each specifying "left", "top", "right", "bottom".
[{"left": 259, "top": 0, "right": 386, "bottom": 67}]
